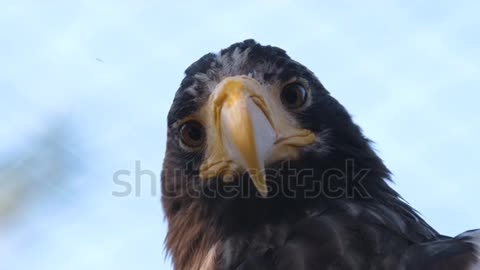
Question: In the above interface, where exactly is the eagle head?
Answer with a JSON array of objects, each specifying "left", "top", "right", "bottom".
[{"left": 161, "top": 39, "right": 394, "bottom": 270}]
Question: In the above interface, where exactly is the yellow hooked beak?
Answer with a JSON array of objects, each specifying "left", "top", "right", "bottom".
[{"left": 199, "top": 76, "right": 315, "bottom": 197}]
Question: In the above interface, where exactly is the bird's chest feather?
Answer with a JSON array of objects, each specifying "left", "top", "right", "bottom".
[{"left": 212, "top": 204, "right": 424, "bottom": 270}]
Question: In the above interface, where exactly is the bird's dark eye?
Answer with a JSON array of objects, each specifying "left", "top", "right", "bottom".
[
  {"left": 281, "top": 83, "right": 308, "bottom": 109},
  {"left": 179, "top": 121, "right": 205, "bottom": 149}
]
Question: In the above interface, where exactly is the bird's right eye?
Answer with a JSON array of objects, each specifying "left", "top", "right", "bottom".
[{"left": 179, "top": 121, "right": 205, "bottom": 149}]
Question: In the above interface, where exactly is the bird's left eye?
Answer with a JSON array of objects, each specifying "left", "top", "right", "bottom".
[
  {"left": 281, "top": 83, "right": 308, "bottom": 110},
  {"left": 179, "top": 121, "right": 205, "bottom": 149}
]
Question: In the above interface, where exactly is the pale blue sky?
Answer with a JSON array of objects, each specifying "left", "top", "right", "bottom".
[{"left": 1, "top": 1, "right": 479, "bottom": 269}]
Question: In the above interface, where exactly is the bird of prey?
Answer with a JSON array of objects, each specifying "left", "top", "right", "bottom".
[{"left": 161, "top": 40, "right": 479, "bottom": 270}]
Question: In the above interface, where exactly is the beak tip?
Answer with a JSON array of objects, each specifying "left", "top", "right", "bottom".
[
  {"left": 258, "top": 189, "right": 268, "bottom": 198},
  {"left": 250, "top": 171, "right": 269, "bottom": 198}
]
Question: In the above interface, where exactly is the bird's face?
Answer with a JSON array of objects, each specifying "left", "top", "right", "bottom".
[
  {"left": 179, "top": 75, "right": 316, "bottom": 196},
  {"left": 164, "top": 40, "right": 350, "bottom": 199}
]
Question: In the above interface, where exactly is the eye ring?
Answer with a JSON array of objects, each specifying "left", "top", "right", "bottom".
[
  {"left": 280, "top": 83, "right": 308, "bottom": 110},
  {"left": 179, "top": 120, "right": 205, "bottom": 149}
]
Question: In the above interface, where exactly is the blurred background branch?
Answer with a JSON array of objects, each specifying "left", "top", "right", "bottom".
[{"left": 0, "top": 119, "right": 81, "bottom": 221}]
